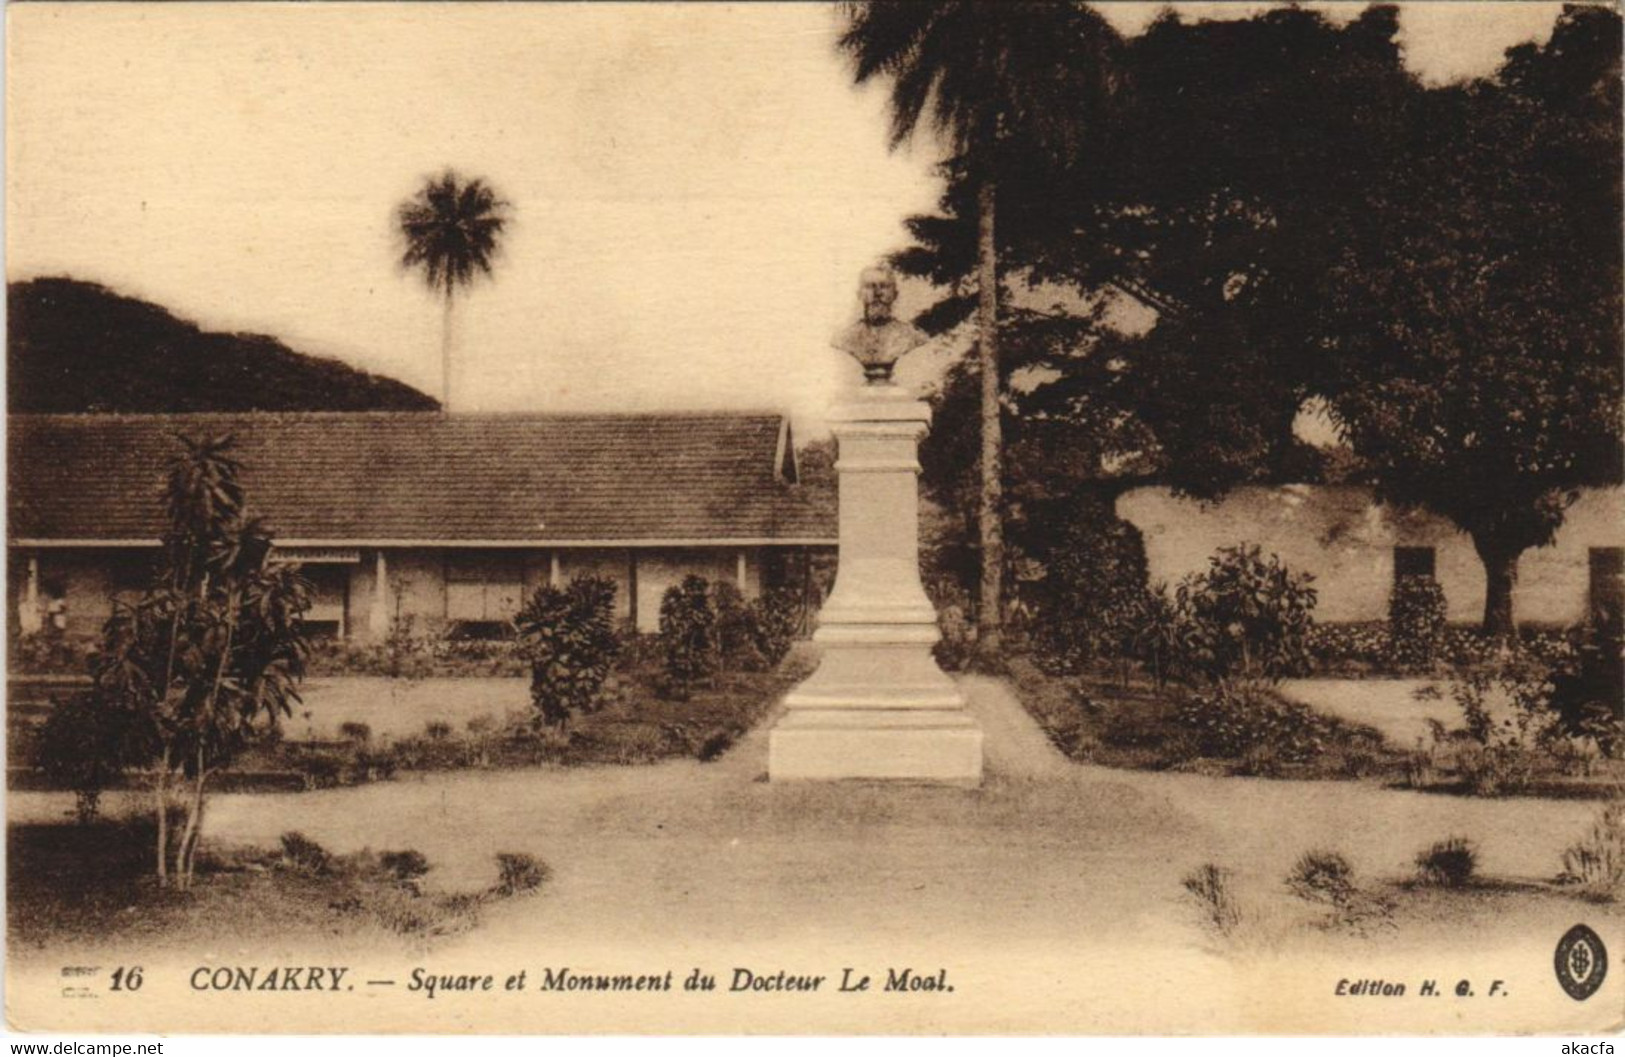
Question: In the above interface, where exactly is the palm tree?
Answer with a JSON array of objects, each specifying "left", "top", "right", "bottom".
[
  {"left": 396, "top": 170, "right": 510, "bottom": 410},
  {"left": 837, "top": 1, "right": 1119, "bottom": 660}
]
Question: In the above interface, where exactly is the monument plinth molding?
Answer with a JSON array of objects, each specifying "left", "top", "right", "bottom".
[{"left": 768, "top": 381, "right": 984, "bottom": 782}]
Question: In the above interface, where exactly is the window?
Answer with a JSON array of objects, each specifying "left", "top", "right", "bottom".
[
  {"left": 1589, "top": 547, "right": 1623, "bottom": 626},
  {"left": 1394, "top": 546, "right": 1436, "bottom": 581},
  {"left": 445, "top": 552, "right": 524, "bottom": 623}
]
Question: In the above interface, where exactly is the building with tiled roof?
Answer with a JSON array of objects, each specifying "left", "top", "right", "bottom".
[{"left": 8, "top": 412, "right": 836, "bottom": 637}]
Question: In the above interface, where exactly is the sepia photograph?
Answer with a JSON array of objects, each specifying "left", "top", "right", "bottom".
[{"left": 4, "top": 0, "right": 1622, "bottom": 1037}]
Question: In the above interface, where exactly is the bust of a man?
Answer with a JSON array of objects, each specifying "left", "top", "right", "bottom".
[{"left": 833, "top": 264, "right": 925, "bottom": 384}]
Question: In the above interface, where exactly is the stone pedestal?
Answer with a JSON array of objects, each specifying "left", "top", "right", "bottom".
[{"left": 769, "top": 384, "right": 983, "bottom": 782}]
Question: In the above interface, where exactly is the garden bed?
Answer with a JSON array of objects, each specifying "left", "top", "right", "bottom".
[
  {"left": 1008, "top": 654, "right": 1625, "bottom": 797},
  {"left": 9, "top": 653, "right": 815, "bottom": 794},
  {"left": 7, "top": 818, "right": 547, "bottom": 952},
  {"left": 1008, "top": 656, "right": 1402, "bottom": 781}
]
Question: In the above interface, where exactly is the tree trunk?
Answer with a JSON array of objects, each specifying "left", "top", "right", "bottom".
[
  {"left": 153, "top": 752, "right": 170, "bottom": 886},
  {"left": 177, "top": 768, "right": 208, "bottom": 889},
  {"left": 974, "top": 176, "right": 1003, "bottom": 662},
  {"left": 1474, "top": 535, "right": 1522, "bottom": 643},
  {"left": 441, "top": 292, "right": 456, "bottom": 411}
]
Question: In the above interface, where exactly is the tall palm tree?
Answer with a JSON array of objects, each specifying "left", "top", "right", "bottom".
[
  {"left": 396, "top": 170, "right": 510, "bottom": 410},
  {"left": 838, "top": 1, "right": 1119, "bottom": 660}
]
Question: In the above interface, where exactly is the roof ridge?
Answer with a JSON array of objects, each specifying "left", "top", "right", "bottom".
[{"left": 8, "top": 409, "right": 789, "bottom": 422}]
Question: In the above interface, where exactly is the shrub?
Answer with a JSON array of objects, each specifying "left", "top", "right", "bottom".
[
  {"left": 713, "top": 581, "right": 763, "bottom": 670},
  {"left": 1558, "top": 802, "right": 1625, "bottom": 900},
  {"left": 494, "top": 852, "right": 549, "bottom": 895},
  {"left": 1444, "top": 659, "right": 1565, "bottom": 795},
  {"left": 747, "top": 588, "right": 800, "bottom": 669},
  {"left": 380, "top": 849, "right": 431, "bottom": 885},
  {"left": 515, "top": 576, "right": 621, "bottom": 729},
  {"left": 1548, "top": 615, "right": 1624, "bottom": 756},
  {"left": 1174, "top": 683, "right": 1333, "bottom": 764},
  {"left": 339, "top": 721, "right": 372, "bottom": 743},
  {"left": 1286, "top": 850, "right": 1357, "bottom": 908},
  {"left": 279, "top": 831, "right": 331, "bottom": 874},
  {"left": 1033, "top": 497, "right": 1152, "bottom": 673},
  {"left": 1181, "top": 863, "right": 1242, "bottom": 937},
  {"left": 1126, "top": 585, "right": 1182, "bottom": 690},
  {"left": 697, "top": 729, "right": 735, "bottom": 762},
  {"left": 1173, "top": 544, "right": 1317, "bottom": 686},
  {"left": 34, "top": 690, "right": 145, "bottom": 824},
  {"left": 659, "top": 575, "right": 719, "bottom": 700},
  {"left": 1415, "top": 837, "right": 1477, "bottom": 887},
  {"left": 1387, "top": 575, "right": 1448, "bottom": 671},
  {"left": 424, "top": 720, "right": 452, "bottom": 741}
]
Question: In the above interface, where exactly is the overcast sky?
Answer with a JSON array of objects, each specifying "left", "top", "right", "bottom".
[{"left": 7, "top": 2, "right": 1571, "bottom": 432}]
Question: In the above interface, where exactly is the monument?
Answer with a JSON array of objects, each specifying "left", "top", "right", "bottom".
[{"left": 768, "top": 266, "right": 985, "bottom": 782}]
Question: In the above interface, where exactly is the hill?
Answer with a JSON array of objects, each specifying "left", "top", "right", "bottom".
[{"left": 8, "top": 277, "right": 439, "bottom": 413}]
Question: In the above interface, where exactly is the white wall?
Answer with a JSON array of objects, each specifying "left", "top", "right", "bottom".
[{"left": 1116, "top": 485, "right": 1625, "bottom": 625}]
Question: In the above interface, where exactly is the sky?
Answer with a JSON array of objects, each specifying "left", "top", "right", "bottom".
[{"left": 6, "top": 2, "right": 1573, "bottom": 434}]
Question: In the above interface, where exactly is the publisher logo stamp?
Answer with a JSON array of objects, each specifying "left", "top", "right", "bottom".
[{"left": 1556, "top": 924, "right": 1608, "bottom": 1001}]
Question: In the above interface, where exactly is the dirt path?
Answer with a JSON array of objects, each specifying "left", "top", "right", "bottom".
[{"left": 10, "top": 675, "right": 1621, "bottom": 1033}]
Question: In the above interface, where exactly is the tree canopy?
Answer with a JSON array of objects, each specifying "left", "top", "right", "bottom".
[{"left": 899, "top": 3, "right": 1622, "bottom": 635}]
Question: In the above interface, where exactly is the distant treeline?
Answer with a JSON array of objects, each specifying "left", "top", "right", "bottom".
[{"left": 7, "top": 277, "right": 439, "bottom": 414}]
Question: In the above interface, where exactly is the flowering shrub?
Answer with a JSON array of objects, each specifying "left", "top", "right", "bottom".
[{"left": 1306, "top": 621, "right": 1571, "bottom": 677}]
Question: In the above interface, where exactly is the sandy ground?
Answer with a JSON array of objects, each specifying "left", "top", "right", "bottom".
[
  {"left": 1279, "top": 679, "right": 1446, "bottom": 746},
  {"left": 9, "top": 676, "right": 1622, "bottom": 1034}
]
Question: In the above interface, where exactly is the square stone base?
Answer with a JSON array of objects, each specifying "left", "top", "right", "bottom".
[{"left": 768, "top": 710, "right": 984, "bottom": 782}]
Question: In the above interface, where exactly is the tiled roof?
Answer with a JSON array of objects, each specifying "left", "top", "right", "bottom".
[{"left": 9, "top": 412, "right": 836, "bottom": 545}]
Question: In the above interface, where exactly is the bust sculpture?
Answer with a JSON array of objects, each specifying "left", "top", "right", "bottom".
[{"left": 832, "top": 264, "right": 925, "bottom": 384}]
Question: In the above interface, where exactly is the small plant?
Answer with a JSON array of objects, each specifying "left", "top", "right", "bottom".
[
  {"left": 697, "top": 729, "right": 735, "bottom": 762},
  {"left": 1415, "top": 836, "right": 1477, "bottom": 887},
  {"left": 1558, "top": 802, "right": 1625, "bottom": 901},
  {"left": 380, "top": 849, "right": 431, "bottom": 885},
  {"left": 339, "top": 721, "right": 372, "bottom": 743},
  {"left": 424, "top": 720, "right": 452, "bottom": 741},
  {"left": 1181, "top": 863, "right": 1242, "bottom": 937},
  {"left": 659, "top": 575, "right": 719, "bottom": 700},
  {"left": 279, "top": 831, "right": 331, "bottom": 874},
  {"left": 494, "top": 852, "right": 549, "bottom": 895},
  {"left": 1387, "top": 575, "right": 1447, "bottom": 671},
  {"left": 1286, "top": 850, "right": 1357, "bottom": 908},
  {"left": 1286, "top": 848, "right": 1395, "bottom": 933}
]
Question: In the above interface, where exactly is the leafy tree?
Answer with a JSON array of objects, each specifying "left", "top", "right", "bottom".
[
  {"left": 907, "top": 7, "right": 1412, "bottom": 618},
  {"left": 89, "top": 434, "right": 310, "bottom": 887},
  {"left": 396, "top": 170, "right": 510, "bottom": 409},
  {"left": 514, "top": 576, "right": 620, "bottom": 730},
  {"left": 838, "top": 0, "right": 1120, "bottom": 659},
  {"left": 1315, "top": 6, "right": 1623, "bottom": 639},
  {"left": 899, "top": 5, "right": 1621, "bottom": 643}
]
